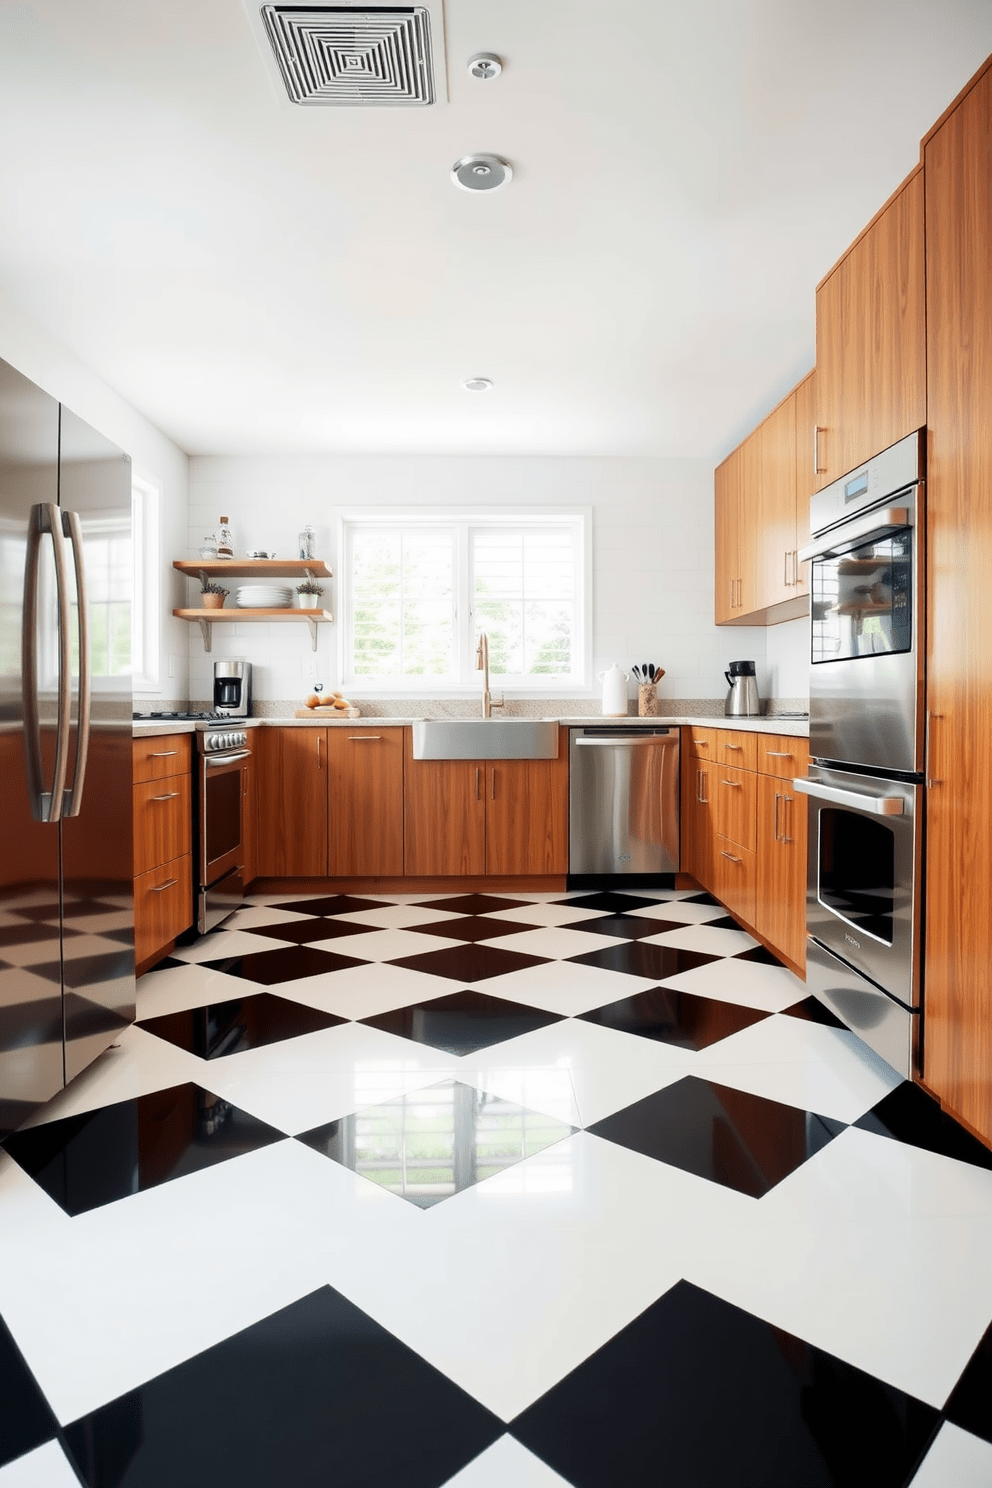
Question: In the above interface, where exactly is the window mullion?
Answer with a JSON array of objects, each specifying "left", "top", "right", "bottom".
[{"left": 458, "top": 523, "right": 472, "bottom": 686}]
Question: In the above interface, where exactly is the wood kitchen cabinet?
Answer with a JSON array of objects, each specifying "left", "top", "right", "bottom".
[
  {"left": 754, "top": 772, "right": 807, "bottom": 973},
  {"left": 242, "top": 743, "right": 257, "bottom": 886},
  {"left": 485, "top": 753, "right": 568, "bottom": 876},
  {"left": 922, "top": 57, "right": 992, "bottom": 1146},
  {"left": 681, "top": 751, "right": 717, "bottom": 891},
  {"left": 404, "top": 748, "right": 486, "bottom": 877},
  {"left": 326, "top": 727, "right": 405, "bottom": 876},
  {"left": 132, "top": 734, "right": 193, "bottom": 972},
  {"left": 814, "top": 166, "right": 926, "bottom": 490},
  {"left": 256, "top": 727, "right": 328, "bottom": 876},
  {"left": 758, "top": 390, "right": 798, "bottom": 610},
  {"left": 714, "top": 441, "right": 758, "bottom": 623}
]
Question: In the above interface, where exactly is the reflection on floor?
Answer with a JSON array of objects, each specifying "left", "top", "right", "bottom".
[{"left": 2, "top": 886, "right": 992, "bottom": 1486}]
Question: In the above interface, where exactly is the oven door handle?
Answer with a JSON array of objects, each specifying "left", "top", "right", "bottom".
[
  {"left": 798, "top": 506, "right": 910, "bottom": 563},
  {"left": 203, "top": 749, "right": 251, "bottom": 767},
  {"left": 792, "top": 776, "right": 904, "bottom": 816}
]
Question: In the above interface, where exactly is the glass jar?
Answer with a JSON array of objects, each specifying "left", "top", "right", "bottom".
[
  {"left": 216, "top": 517, "right": 234, "bottom": 560},
  {"left": 298, "top": 525, "right": 316, "bottom": 561}
]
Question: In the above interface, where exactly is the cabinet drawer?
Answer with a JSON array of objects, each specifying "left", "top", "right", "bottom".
[
  {"left": 133, "top": 775, "right": 192, "bottom": 877},
  {"left": 714, "top": 730, "right": 757, "bottom": 771},
  {"left": 134, "top": 855, "right": 193, "bottom": 967},
  {"left": 714, "top": 764, "right": 756, "bottom": 852},
  {"left": 133, "top": 733, "right": 192, "bottom": 783},
  {"left": 714, "top": 839, "right": 756, "bottom": 928},
  {"left": 686, "top": 726, "right": 718, "bottom": 760},
  {"left": 756, "top": 735, "right": 808, "bottom": 780}
]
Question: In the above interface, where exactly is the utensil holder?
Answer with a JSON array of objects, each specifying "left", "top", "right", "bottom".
[{"left": 638, "top": 683, "right": 661, "bottom": 717}]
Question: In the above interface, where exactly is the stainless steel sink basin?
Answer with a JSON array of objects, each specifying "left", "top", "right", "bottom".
[{"left": 412, "top": 719, "right": 559, "bottom": 760}]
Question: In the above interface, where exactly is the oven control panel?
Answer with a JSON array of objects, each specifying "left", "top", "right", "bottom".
[{"left": 202, "top": 729, "right": 247, "bottom": 754}]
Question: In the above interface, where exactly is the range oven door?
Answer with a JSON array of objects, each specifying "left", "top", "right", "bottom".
[
  {"left": 199, "top": 748, "right": 249, "bottom": 889},
  {"left": 794, "top": 765, "right": 921, "bottom": 1010},
  {"left": 805, "top": 492, "right": 922, "bottom": 774}
]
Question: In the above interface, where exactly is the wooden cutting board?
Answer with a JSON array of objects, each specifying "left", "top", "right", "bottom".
[{"left": 294, "top": 706, "right": 360, "bottom": 718}]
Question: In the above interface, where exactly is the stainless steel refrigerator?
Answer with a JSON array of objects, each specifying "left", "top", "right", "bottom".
[{"left": 0, "top": 356, "right": 134, "bottom": 1135}]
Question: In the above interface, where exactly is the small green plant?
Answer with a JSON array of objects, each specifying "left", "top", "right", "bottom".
[
  {"left": 296, "top": 578, "right": 325, "bottom": 598},
  {"left": 199, "top": 572, "right": 229, "bottom": 597}
]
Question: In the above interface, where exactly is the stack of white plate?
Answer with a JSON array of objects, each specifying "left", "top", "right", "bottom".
[{"left": 236, "top": 585, "right": 293, "bottom": 610}]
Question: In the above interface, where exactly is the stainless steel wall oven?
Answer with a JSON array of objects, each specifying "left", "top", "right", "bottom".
[{"left": 796, "top": 432, "right": 925, "bottom": 1078}]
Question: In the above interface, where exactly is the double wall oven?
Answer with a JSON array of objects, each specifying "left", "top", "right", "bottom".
[{"left": 794, "top": 432, "right": 924, "bottom": 1078}]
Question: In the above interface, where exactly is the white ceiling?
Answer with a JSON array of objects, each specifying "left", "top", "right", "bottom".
[{"left": 1, "top": 1, "right": 990, "bottom": 459}]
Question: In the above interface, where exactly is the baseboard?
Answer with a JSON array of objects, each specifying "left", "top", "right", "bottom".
[{"left": 249, "top": 876, "right": 568, "bottom": 895}]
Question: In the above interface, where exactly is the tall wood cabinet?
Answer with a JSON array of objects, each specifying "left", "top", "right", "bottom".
[
  {"left": 922, "top": 59, "right": 992, "bottom": 1146},
  {"left": 814, "top": 167, "right": 926, "bottom": 489}
]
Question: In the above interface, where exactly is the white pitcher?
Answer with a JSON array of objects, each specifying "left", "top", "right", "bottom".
[{"left": 597, "top": 664, "right": 629, "bottom": 716}]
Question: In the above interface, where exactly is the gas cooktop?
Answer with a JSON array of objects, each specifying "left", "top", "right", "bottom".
[{"left": 133, "top": 710, "right": 228, "bottom": 722}]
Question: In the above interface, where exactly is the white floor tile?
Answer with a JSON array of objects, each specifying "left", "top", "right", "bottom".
[
  {"left": 480, "top": 959, "right": 657, "bottom": 1017},
  {"left": 644, "top": 923, "right": 759, "bottom": 956},
  {"left": 441, "top": 1435, "right": 572, "bottom": 1487},
  {"left": 279, "top": 962, "right": 455, "bottom": 1020},
  {"left": 910, "top": 1422, "right": 992, "bottom": 1487},
  {"left": 218, "top": 905, "right": 316, "bottom": 931},
  {"left": 335, "top": 905, "right": 465, "bottom": 929},
  {"left": 483, "top": 926, "right": 620, "bottom": 961},
  {"left": 313, "top": 927, "right": 463, "bottom": 961},
  {"left": 657, "top": 955, "right": 804, "bottom": 1011},
  {"left": 480, "top": 903, "right": 608, "bottom": 927},
  {"left": 0, "top": 1440, "right": 79, "bottom": 1488},
  {"left": 627, "top": 900, "right": 730, "bottom": 925},
  {"left": 135, "top": 959, "right": 257, "bottom": 1019},
  {"left": 18, "top": 1026, "right": 204, "bottom": 1130}
]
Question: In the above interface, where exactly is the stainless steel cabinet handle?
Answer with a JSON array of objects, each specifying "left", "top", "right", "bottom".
[
  {"left": 765, "top": 751, "right": 792, "bottom": 757},
  {"left": 784, "top": 549, "right": 789, "bottom": 587},
  {"left": 62, "top": 510, "right": 91, "bottom": 817},
  {"left": 720, "top": 850, "right": 741, "bottom": 864},
  {"left": 799, "top": 507, "right": 910, "bottom": 564},
  {"left": 696, "top": 768, "right": 706, "bottom": 805},
  {"left": 693, "top": 739, "right": 710, "bottom": 747},
  {"left": 724, "top": 743, "right": 743, "bottom": 751},
  {"left": 475, "top": 767, "right": 481, "bottom": 800},
  {"left": 792, "top": 776, "right": 904, "bottom": 815},
  {"left": 348, "top": 735, "right": 381, "bottom": 741},
  {"left": 720, "top": 779, "right": 741, "bottom": 788},
  {"left": 150, "top": 792, "right": 180, "bottom": 802},
  {"left": 150, "top": 750, "right": 178, "bottom": 757},
  {"left": 316, "top": 735, "right": 322, "bottom": 767},
  {"left": 814, "top": 425, "right": 825, "bottom": 475},
  {"left": 21, "top": 502, "right": 72, "bottom": 823},
  {"left": 926, "top": 711, "right": 943, "bottom": 788},
  {"left": 150, "top": 878, "right": 179, "bottom": 893},
  {"left": 491, "top": 770, "right": 496, "bottom": 801},
  {"left": 782, "top": 794, "right": 794, "bottom": 844},
  {"left": 729, "top": 579, "right": 734, "bottom": 611}
]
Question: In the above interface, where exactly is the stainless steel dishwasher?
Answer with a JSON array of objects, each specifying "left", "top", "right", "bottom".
[{"left": 569, "top": 727, "right": 680, "bottom": 876}]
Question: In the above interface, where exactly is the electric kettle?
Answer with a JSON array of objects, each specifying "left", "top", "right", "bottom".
[{"left": 724, "top": 659, "right": 761, "bottom": 717}]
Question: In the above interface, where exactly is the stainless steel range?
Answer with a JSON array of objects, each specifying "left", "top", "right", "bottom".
[
  {"left": 197, "top": 727, "right": 250, "bottom": 934},
  {"left": 794, "top": 431, "right": 925, "bottom": 1078}
]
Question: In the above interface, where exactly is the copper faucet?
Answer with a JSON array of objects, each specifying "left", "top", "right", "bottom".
[{"left": 475, "top": 632, "right": 505, "bottom": 719}]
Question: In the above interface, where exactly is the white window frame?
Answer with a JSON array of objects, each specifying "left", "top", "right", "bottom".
[
  {"left": 338, "top": 507, "right": 592, "bottom": 696},
  {"left": 131, "top": 471, "right": 160, "bottom": 693}
]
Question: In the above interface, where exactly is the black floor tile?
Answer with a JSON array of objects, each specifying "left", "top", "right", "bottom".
[
  {"left": 142, "top": 956, "right": 186, "bottom": 973},
  {"left": 387, "top": 942, "right": 549, "bottom": 983},
  {"left": 138, "top": 993, "right": 346, "bottom": 1058},
  {"left": 0, "top": 919, "right": 80, "bottom": 948},
  {"left": 569, "top": 913, "right": 692, "bottom": 940},
  {"left": 362, "top": 989, "right": 563, "bottom": 1056},
  {"left": 415, "top": 894, "right": 530, "bottom": 916},
  {"left": 247, "top": 916, "right": 370, "bottom": 945},
  {"left": 707, "top": 914, "right": 745, "bottom": 930},
  {"left": 298, "top": 1079, "right": 575, "bottom": 1208},
  {"left": 683, "top": 891, "right": 722, "bottom": 906},
  {"left": 781, "top": 996, "right": 848, "bottom": 1029},
  {"left": 200, "top": 944, "right": 364, "bottom": 984},
  {"left": 409, "top": 915, "right": 538, "bottom": 943},
  {"left": 736, "top": 943, "right": 786, "bottom": 966},
  {"left": 555, "top": 891, "right": 662, "bottom": 915},
  {"left": 854, "top": 1082, "right": 992, "bottom": 1173},
  {"left": 510, "top": 1279, "right": 939, "bottom": 1488},
  {"left": 944, "top": 1315, "right": 992, "bottom": 1445},
  {"left": 588, "top": 1076, "right": 846, "bottom": 1197},
  {"left": 0, "top": 1314, "right": 58, "bottom": 1470},
  {"left": 3, "top": 1084, "right": 286, "bottom": 1216},
  {"left": 567, "top": 941, "right": 718, "bottom": 981},
  {"left": 580, "top": 987, "right": 769, "bottom": 1051},
  {"left": 63, "top": 1285, "right": 503, "bottom": 1488},
  {"left": 277, "top": 894, "right": 384, "bottom": 917}
]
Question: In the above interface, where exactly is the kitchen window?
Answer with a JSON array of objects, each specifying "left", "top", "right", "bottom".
[{"left": 339, "top": 510, "right": 589, "bottom": 692}]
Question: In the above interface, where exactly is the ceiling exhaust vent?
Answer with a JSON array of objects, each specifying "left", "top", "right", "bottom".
[{"left": 260, "top": 6, "right": 436, "bottom": 106}]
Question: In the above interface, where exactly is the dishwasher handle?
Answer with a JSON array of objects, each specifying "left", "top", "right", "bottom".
[{"left": 573, "top": 735, "right": 675, "bottom": 747}]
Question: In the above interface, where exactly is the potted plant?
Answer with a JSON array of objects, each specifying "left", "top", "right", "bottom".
[
  {"left": 296, "top": 577, "right": 325, "bottom": 610},
  {"left": 199, "top": 573, "right": 229, "bottom": 611}
]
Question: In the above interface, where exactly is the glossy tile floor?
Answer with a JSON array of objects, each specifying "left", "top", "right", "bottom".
[{"left": 2, "top": 887, "right": 992, "bottom": 1485}]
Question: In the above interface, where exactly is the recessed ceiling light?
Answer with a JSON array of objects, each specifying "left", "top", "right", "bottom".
[
  {"left": 450, "top": 155, "right": 512, "bottom": 192},
  {"left": 467, "top": 53, "right": 502, "bottom": 80},
  {"left": 463, "top": 378, "right": 493, "bottom": 392}
]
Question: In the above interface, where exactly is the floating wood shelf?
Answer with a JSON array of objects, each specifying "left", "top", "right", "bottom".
[
  {"left": 172, "top": 607, "right": 334, "bottom": 652},
  {"left": 174, "top": 559, "right": 332, "bottom": 580}
]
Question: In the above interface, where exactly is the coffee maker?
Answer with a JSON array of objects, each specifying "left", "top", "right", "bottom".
[
  {"left": 213, "top": 660, "right": 252, "bottom": 718},
  {"left": 724, "top": 659, "right": 760, "bottom": 718}
]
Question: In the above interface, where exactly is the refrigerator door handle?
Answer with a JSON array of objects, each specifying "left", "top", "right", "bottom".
[
  {"left": 61, "top": 509, "right": 91, "bottom": 818},
  {"left": 21, "top": 503, "right": 73, "bottom": 823}
]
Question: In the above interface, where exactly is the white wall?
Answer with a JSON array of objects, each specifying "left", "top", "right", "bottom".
[
  {"left": 188, "top": 453, "right": 772, "bottom": 707},
  {"left": 764, "top": 616, "right": 809, "bottom": 702},
  {"left": 0, "top": 289, "right": 189, "bottom": 702}
]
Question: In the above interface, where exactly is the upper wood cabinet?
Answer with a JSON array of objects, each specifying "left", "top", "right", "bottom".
[
  {"left": 714, "top": 444, "right": 745, "bottom": 623},
  {"left": 922, "top": 58, "right": 992, "bottom": 1147},
  {"left": 256, "top": 727, "right": 328, "bottom": 877},
  {"left": 758, "top": 391, "right": 797, "bottom": 610},
  {"left": 326, "top": 727, "right": 405, "bottom": 877},
  {"left": 814, "top": 167, "right": 926, "bottom": 488}
]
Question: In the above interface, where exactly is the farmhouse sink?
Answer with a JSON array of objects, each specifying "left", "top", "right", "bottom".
[{"left": 411, "top": 719, "right": 559, "bottom": 760}]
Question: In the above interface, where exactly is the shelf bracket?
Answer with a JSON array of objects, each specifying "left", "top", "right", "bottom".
[
  {"left": 199, "top": 619, "right": 213, "bottom": 653},
  {"left": 306, "top": 616, "right": 318, "bottom": 650}
]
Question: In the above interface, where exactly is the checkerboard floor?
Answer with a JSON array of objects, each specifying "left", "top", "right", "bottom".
[{"left": 2, "top": 887, "right": 992, "bottom": 1486}]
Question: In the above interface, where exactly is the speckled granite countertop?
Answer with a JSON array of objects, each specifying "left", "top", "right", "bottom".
[{"left": 133, "top": 714, "right": 809, "bottom": 738}]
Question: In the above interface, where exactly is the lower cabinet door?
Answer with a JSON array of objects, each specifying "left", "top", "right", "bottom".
[
  {"left": 242, "top": 751, "right": 257, "bottom": 886},
  {"left": 134, "top": 855, "right": 193, "bottom": 966},
  {"left": 681, "top": 757, "right": 717, "bottom": 893},
  {"left": 714, "top": 763, "right": 757, "bottom": 852},
  {"left": 485, "top": 755, "right": 568, "bottom": 875},
  {"left": 714, "top": 838, "right": 757, "bottom": 927},
  {"left": 755, "top": 773, "right": 807, "bottom": 971},
  {"left": 256, "top": 728, "right": 328, "bottom": 876},
  {"left": 404, "top": 749, "right": 486, "bottom": 876},
  {"left": 327, "top": 727, "right": 405, "bottom": 876}
]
